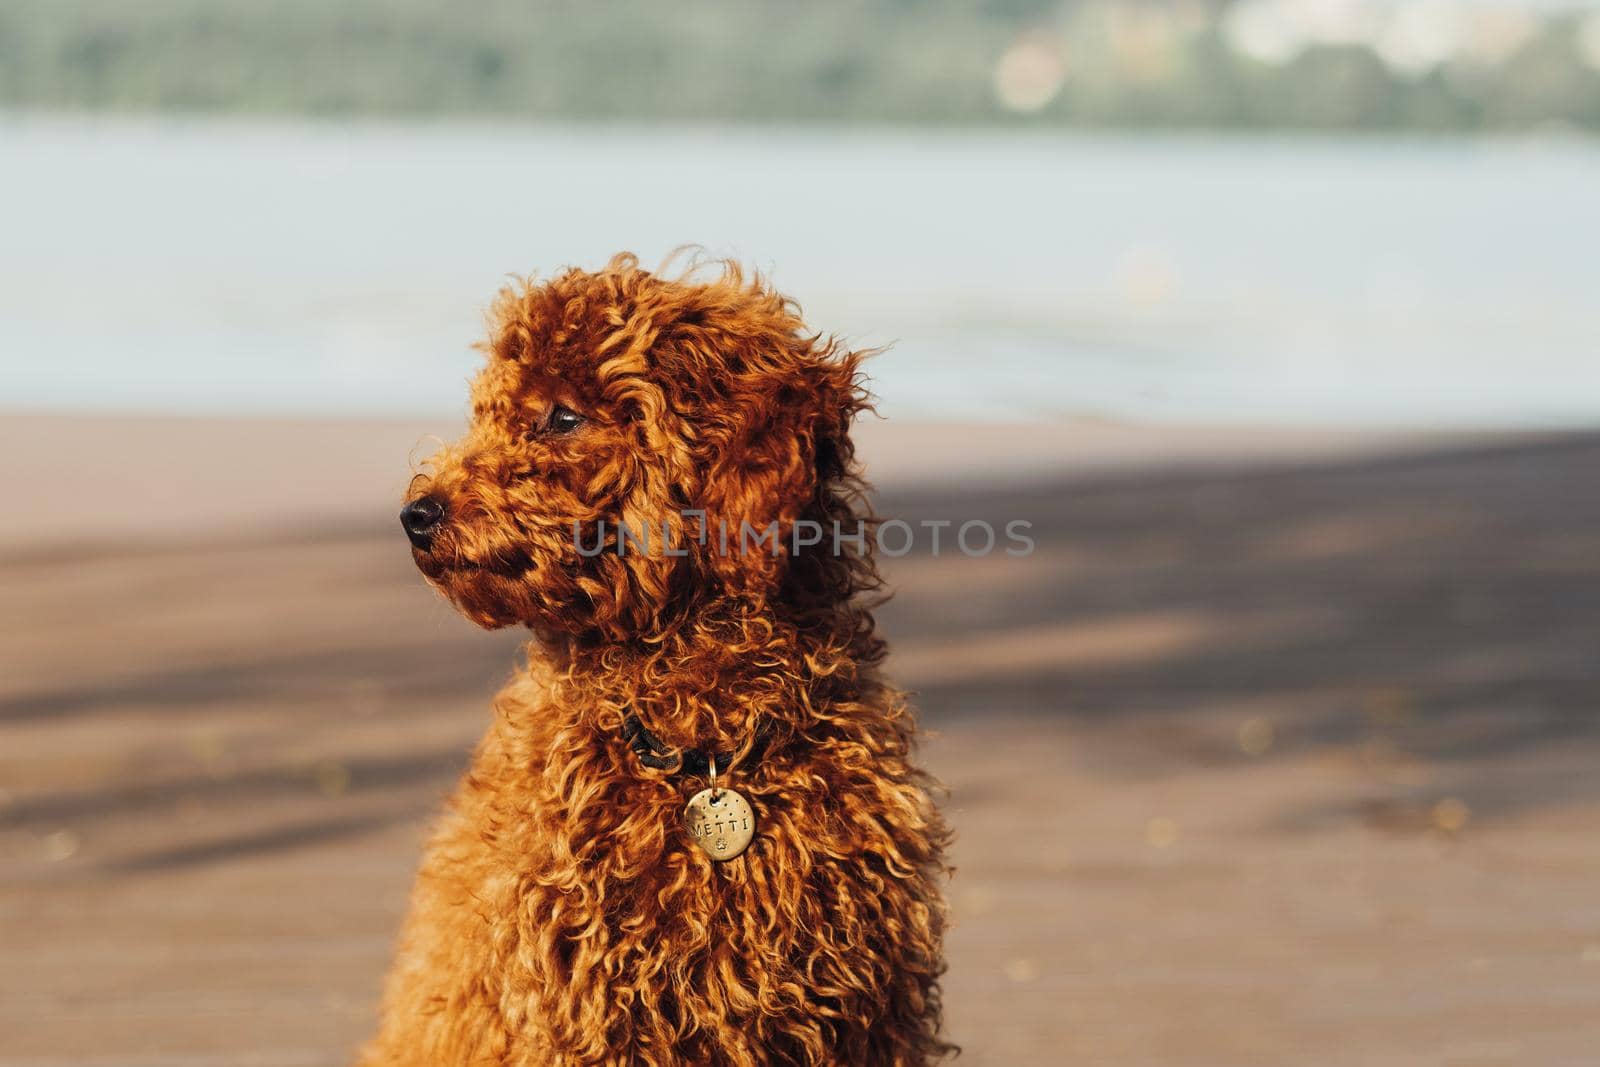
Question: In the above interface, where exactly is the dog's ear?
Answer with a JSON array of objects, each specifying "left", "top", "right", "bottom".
[{"left": 687, "top": 344, "right": 870, "bottom": 600}]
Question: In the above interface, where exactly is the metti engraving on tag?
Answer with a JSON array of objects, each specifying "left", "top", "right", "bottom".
[{"left": 683, "top": 787, "right": 755, "bottom": 861}]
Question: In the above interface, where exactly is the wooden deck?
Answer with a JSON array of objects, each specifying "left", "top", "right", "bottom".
[{"left": 5, "top": 430, "right": 1600, "bottom": 1065}]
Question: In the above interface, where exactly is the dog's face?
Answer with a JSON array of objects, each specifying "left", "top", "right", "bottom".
[{"left": 402, "top": 255, "right": 866, "bottom": 639}]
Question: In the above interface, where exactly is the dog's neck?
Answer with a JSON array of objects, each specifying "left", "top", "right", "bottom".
[{"left": 536, "top": 594, "right": 880, "bottom": 755}]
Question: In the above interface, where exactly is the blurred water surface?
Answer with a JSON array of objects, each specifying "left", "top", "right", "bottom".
[{"left": 3, "top": 117, "right": 1597, "bottom": 426}]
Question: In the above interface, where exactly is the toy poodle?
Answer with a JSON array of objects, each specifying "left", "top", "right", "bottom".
[{"left": 362, "top": 253, "right": 950, "bottom": 1066}]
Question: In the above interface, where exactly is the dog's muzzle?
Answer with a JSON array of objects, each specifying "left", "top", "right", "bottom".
[{"left": 400, "top": 496, "right": 445, "bottom": 550}]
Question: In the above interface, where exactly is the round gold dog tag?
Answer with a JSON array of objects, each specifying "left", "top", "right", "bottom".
[{"left": 683, "top": 787, "right": 756, "bottom": 862}]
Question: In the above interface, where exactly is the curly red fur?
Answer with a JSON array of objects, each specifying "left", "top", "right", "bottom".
[{"left": 361, "top": 254, "right": 952, "bottom": 1066}]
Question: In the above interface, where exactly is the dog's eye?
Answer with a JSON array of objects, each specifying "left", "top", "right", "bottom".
[{"left": 545, "top": 405, "right": 584, "bottom": 435}]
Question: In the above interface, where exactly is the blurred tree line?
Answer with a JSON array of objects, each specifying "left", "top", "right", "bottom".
[{"left": 2, "top": 0, "right": 1598, "bottom": 130}]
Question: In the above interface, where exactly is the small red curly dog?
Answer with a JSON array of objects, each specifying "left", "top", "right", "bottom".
[{"left": 362, "top": 254, "right": 951, "bottom": 1066}]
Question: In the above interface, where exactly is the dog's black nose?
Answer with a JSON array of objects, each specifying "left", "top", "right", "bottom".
[{"left": 400, "top": 496, "right": 445, "bottom": 549}]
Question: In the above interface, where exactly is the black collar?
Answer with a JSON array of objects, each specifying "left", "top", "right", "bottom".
[{"left": 620, "top": 713, "right": 770, "bottom": 778}]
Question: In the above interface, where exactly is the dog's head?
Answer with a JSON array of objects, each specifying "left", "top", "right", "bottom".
[{"left": 402, "top": 254, "right": 873, "bottom": 640}]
